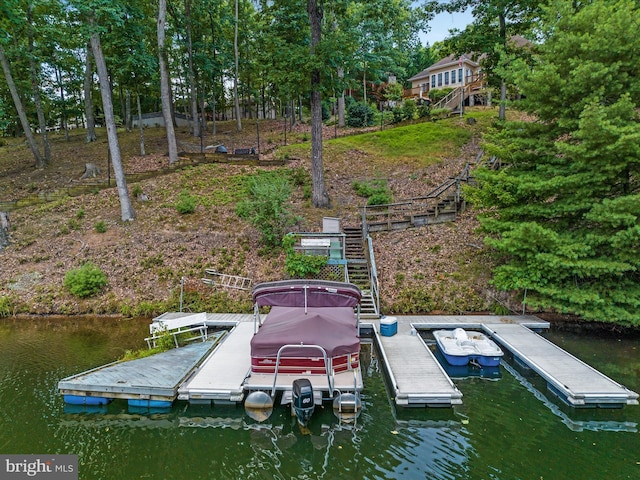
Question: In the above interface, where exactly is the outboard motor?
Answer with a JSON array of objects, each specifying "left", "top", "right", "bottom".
[{"left": 292, "top": 379, "right": 314, "bottom": 427}]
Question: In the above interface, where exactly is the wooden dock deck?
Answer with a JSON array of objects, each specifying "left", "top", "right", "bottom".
[
  {"left": 485, "top": 323, "right": 639, "bottom": 407},
  {"left": 178, "top": 321, "right": 254, "bottom": 403},
  {"left": 369, "top": 315, "right": 548, "bottom": 408},
  {"left": 373, "top": 319, "right": 462, "bottom": 407},
  {"left": 59, "top": 312, "right": 638, "bottom": 411},
  {"left": 58, "top": 337, "right": 220, "bottom": 402}
]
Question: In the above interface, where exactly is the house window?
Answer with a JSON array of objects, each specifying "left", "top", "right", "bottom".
[
  {"left": 451, "top": 69, "right": 456, "bottom": 84},
  {"left": 421, "top": 83, "right": 428, "bottom": 94},
  {"left": 438, "top": 73, "right": 442, "bottom": 86},
  {"left": 444, "top": 72, "right": 449, "bottom": 85},
  {"left": 458, "top": 68, "right": 463, "bottom": 83},
  {"left": 431, "top": 75, "right": 436, "bottom": 88}
]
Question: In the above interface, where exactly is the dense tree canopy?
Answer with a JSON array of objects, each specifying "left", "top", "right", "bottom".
[{"left": 468, "top": 0, "right": 640, "bottom": 325}]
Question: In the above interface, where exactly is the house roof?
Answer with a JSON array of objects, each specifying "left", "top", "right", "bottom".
[
  {"left": 408, "top": 53, "right": 480, "bottom": 82},
  {"left": 407, "top": 35, "right": 533, "bottom": 83}
]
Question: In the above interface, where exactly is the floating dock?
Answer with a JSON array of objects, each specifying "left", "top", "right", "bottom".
[
  {"left": 486, "top": 323, "right": 639, "bottom": 407},
  {"left": 58, "top": 335, "right": 221, "bottom": 405},
  {"left": 59, "top": 313, "right": 638, "bottom": 410},
  {"left": 178, "top": 321, "right": 254, "bottom": 403},
  {"left": 374, "top": 320, "right": 462, "bottom": 407}
]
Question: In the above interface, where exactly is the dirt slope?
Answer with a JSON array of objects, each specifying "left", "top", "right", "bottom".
[{"left": 0, "top": 117, "right": 505, "bottom": 317}]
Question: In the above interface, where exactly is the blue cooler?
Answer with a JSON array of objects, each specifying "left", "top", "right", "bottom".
[{"left": 380, "top": 316, "right": 398, "bottom": 337}]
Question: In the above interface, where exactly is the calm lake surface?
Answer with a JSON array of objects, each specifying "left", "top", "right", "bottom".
[{"left": 0, "top": 317, "right": 638, "bottom": 480}]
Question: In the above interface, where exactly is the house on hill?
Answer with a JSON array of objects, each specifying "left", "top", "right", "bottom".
[
  {"left": 405, "top": 36, "right": 532, "bottom": 110},
  {"left": 405, "top": 52, "right": 487, "bottom": 110},
  {"left": 406, "top": 53, "right": 484, "bottom": 99}
]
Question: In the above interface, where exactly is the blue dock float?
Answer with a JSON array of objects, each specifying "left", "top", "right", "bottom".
[{"left": 58, "top": 333, "right": 223, "bottom": 405}]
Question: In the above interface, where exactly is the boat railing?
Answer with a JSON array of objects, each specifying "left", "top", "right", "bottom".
[{"left": 270, "top": 344, "right": 333, "bottom": 398}]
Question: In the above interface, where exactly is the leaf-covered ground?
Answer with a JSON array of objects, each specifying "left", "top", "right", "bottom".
[{"left": 0, "top": 111, "right": 514, "bottom": 317}]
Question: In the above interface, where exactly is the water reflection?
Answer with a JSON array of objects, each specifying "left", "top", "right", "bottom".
[
  {"left": 2, "top": 318, "right": 639, "bottom": 480},
  {"left": 502, "top": 361, "right": 638, "bottom": 433}
]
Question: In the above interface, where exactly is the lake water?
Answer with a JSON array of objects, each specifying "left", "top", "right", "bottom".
[{"left": 0, "top": 317, "right": 638, "bottom": 479}]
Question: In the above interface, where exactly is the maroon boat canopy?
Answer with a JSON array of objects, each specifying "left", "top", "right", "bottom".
[
  {"left": 250, "top": 306, "right": 359, "bottom": 358},
  {"left": 252, "top": 280, "right": 361, "bottom": 308}
]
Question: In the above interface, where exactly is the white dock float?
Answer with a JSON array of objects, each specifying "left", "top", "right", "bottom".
[
  {"left": 374, "top": 320, "right": 463, "bottom": 407},
  {"left": 485, "top": 323, "right": 639, "bottom": 407},
  {"left": 178, "top": 321, "right": 255, "bottom": 403}
]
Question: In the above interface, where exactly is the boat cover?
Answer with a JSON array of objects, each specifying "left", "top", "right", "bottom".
[
  {"left": 252, "top": 280, "right": 361, "bottom": 308},
  {"left": 250, "top": 306, "right": 359, "bottom": 358}
]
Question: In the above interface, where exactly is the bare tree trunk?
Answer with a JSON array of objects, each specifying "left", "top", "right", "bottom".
[
  {"left": 84, "top": 43, "right": 97, "bottom": 142},
  {"left": 184, "top": 0, "right": 200, "bottom": 137},
  {"left": 55, "top": 66, "right": 69, "bottom": 141},
  {"left": 137, "top": 91, "right": 146, "bottom": 156},
  {"left": 0, "top": 212, "right": 10, "bottom": 251},
  {"left": 498, "top": 12, "right": 507, "bottom": 121},
  {"left": 337, "top": 67, "right": 345, "bottom": 127},
  {"left": 362, "top": 63, "right": 367, "bottom": 105},
  {"left": 307, "top": 0, "right": 329, "bottom": 208},
  {"left": 199, "top": 91, "right": 206, "bottom": 135},
  {"left": 233, "top": 0, "right": 242, "bottom": 131},
  {"left": 125, "top": 89, "right": 132, "bottom": 132},
  {"left": 0, "top": 45, "right": 44, "bottom": 167},
  {"left": 499, "top": 79, "right": 507, "bottom": 121},
  {"left": 290, "top": 99, "right": 297, "bottom": 129},
  {"left": 91, "top": 32, "right": 135, "bottom": 222},
  {"left": 27, "top": 6, "right": 51, "bottom": 163},
  {"left": 158, "top": 0, "right": 179, "bottom": 164}
]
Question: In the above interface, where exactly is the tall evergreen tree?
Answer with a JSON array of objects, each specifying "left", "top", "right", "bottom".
[{"left": 468, "top": 0, "right": 640, "bottom": 325}]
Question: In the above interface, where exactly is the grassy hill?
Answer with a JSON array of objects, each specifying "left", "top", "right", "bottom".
[{"left": 0, "top": 108, "right": 512, "bottom": 318}]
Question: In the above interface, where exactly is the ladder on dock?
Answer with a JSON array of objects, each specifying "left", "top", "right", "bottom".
[{"left": 202, "top": 269, "right": 252, "bottom": 290}]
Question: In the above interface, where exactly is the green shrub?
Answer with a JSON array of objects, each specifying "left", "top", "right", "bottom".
[
  {"left": 64, "top": 262, "right": 108, "bottom": 298},
  {"left": 0, "top": 295, "right": 13, "bottom": 317},
  {"left": 321, "top": 101, "right": 331, "bottom": 121},
  {"left": 236, "top": 172, "right": 298, "bottom": 247},
  {"left": 283, "top": 234, "right": 328, "bottom": 278},
  {"left": 352, "top": 179, "right": 386, "bottom": 197},
  {"left": 176, "top": 190, "right": 197, "bottom": 214},
  {"left": 402, "top": 99, "right": 418, "bottom": 121},
  {"left": 94, "top": 220, "right": 107, "bottom": 233},
  {"left": 367, "top": 191, "right": 393, "bottom": 206},
  {"left": 391, "top": 106, "right": 405, "bottom": 124},
  {"left": 131, "top": 184, "right": 143, "bottom": 197},
  {"left": 429, "top": 87, "right": 453, "bottom": 103},
  {"left": 346, "top": 102, "right": 375, "bottom": 127},
  {"left": 285, "top": 252, "right": 327, "bottom": 278},
  {"left": 352, "top": 179, "right": 393, "bottom": 205},
  {"left": 430, "top": 107, "right": 452, "bottom": 120}
]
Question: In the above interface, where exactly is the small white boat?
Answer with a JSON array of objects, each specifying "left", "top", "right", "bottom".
[{"left": 433, "top": 328, "right": 504, "bottom": 367}]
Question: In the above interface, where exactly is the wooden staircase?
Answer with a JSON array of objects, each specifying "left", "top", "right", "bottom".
[{"left": 343, "top": 227, "right": 379, "bottom": 318}]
